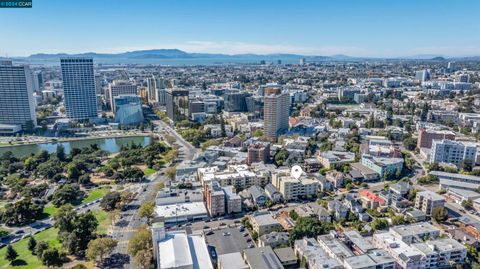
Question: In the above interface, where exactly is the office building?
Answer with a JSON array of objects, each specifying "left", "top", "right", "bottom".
[
  {"left": 108, "top": 80, "right": 138, "bottom": 112},
  {"left": 264, "top": 88, "right": 290, "bottom": 140},
  {"left": 61, "top": 58, "right": 98, "bottom": 120},
  {"left": 224, "top": 91, "right": 249, "bottom": 112},
  {"left": 166, "top": 89, "right": 189, "bottom": 122},
  {"left": 0, "top": 60, "right": 37, "bottom": 129},
  {"left": 415, "top": 70, "right": 430, "bottom": 82},
  {"left": 114, "top": 95, "right": 144, "bottom": 125},
  {"left": 414, "top": 191, "right": 446, "bottom": 216},
  {"left": 429, "top": 139, "right": 477, "bottom": 167},
  {"left": 417, "top": 129, "right": 455, "bottom": 149}
]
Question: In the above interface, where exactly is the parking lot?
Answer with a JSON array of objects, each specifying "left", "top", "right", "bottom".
[{"left": 205, "top": 226, "right": 254, "bottom": 255}]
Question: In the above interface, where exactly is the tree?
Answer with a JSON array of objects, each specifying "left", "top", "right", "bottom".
[
  {"left": 56, "top": 144, "right": 67, "bottom": 161},
  {"left": 139, "top": 202, "right": 155, "bottom": 224},
  {"left": 165, "top": 167, "right": 177, "bottom": 180},
  {"left": 274, "top": 148, "right": 289, "bottom": 166},
  {"left": 391, "top": 215, "right": 406, "bottom": 226},
  {"left": 462, "top": 200, "right": 473, "bottom": 210},
  {"left": 63, "top": 212, "right": 98, "bottom": 255},
  {"left": 289, "top": 210, "right": 299, "bottom": 221},
  {"left": 432, "top": 207, "right": 448, "bottom": 222},
  {"left": 1, "top": 198, "right": 44, "bottom": 226},
  {"left": 253, "top": 129, "right": 263, "bottom": 137},
  {"left": 109, "top": 210, "right": 121, "bottom": 227},
  {"left": 55, "top": 207, "right": 99, "bottom": 256},
  {"left": 52, "top": 183, "right": 83, "bottom": 207},
  {"left": 134, "top": 249, "right": 154, "bottom": 269},
  {"left": 5, "top": 245, "right": 18, "bottom": 264},
  {"left": 371, "top": 218, "right": 388, "bottom": 231},
  {"left": 40, "top": 248, "right": 63, "bottom": 267},
  {"left": 53, "top": 204, "right": 76, "bottom": 232},
  {"left": 86, "top": 238, "right": 118, "bottom": 264},
  {"left": 28, "top": 236, "right": 37, "bottom": 254},
  {"left": 100, "top": 191, "right": 122, "bottom": 211},
  {"left": 35, "top": 241, "right": 49, "bottom": 258},
  {"left": 128, "top": 227, "right": 152, "bottom": 257},
  {"left": 288, "top": 217, "right": 333, "bottom": 244}
]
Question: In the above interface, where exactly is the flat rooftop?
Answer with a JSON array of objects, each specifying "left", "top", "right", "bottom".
[
  {"left": 390, "top": 222, "right": 439, "bottom": 238},
  {"left": 158, "top": 232, "right": 213, "bottom": 269}
]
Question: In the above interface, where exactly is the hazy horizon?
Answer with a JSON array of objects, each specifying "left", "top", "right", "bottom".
[{"left": 1, "top": 0, "right": 480, "bottom": 58}]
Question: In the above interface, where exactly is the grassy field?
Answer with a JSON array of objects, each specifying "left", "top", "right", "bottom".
[
  {"left": 93, "top": 209, "right": 109, "bottom": 235},
  {"left": 0, "top": 228, "right": 60, "bottom": 269},
  {"left": 81, "top": 186, "right": 111, "bottom": 204},
  {"left": 143, "top": 167, "right": 156, "bottom": 176},
  {"left": 42, "top": 186, "right": 111, "bottom": 218},
  {"left": 42, "top": 203, "right": 59, "bottom": 217},
  {"left": 0, "top": 208, "right": 110, "bottom": 269}
]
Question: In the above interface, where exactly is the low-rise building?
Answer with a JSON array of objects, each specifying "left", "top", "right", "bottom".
[
  {"left": 411, "top": 238, "right": 466, "bottom": 268},
  {"left": 317, "top": 151, "right": 356, "bottom": 169},
  {"left": 414, "top": 191, "right": 445, "bottom": 216},
  {"left": 373, "top": 231, "right": 426, "bottom": 269},
  {"left": 258, "top": 232, "right": 290, "bottom": 248},
  {"left": 250, "top": 212, "right": 282, "bottom": 236},
  {"left": 265, "top": 183, "right": 282, "bottom": 203},
  {"left": 389, "top": 222, "right": 440, "bottom": 244},
  {"left": 294, "top": 238, "right": 342, "bottom": 269},
  {"left": 243, "top": 246, "right": 284, "bottom": 269},
  {"left": 343, "top": 250, "right": 395, "bottom": 269},
  {"left": 217, "top": 252, "right": 248, "bottom": 269},
  {"left": 361, "top": 154, "right": 404, "bottom": 178},
  {"left": 151, "top": 222, "right": 214, "bottom": 269},
  {"left": 273, "top": 247, "right": 297, "bottom": 268},
  {"left": 272, "top": 172, "right": 319, "bottom": 201}
]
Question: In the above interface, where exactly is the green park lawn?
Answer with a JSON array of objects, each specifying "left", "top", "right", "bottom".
[
  {"left": 92, "top": 209, "right": 109, "bottom": 235},
  {"left": 143, "top": 167, "right": 156, "bottom": 176},
  {"left": 0, "top": 228, "right": 60, "bottom": 269},
  {"left": 0, "top": 208, "right": 110, "bottom": 269},
  {"left": 81, "top": 186, "right": 111, "bottom": 204},
  {"left": 42, "top": 186, "right": 111, "bottom": 218}
]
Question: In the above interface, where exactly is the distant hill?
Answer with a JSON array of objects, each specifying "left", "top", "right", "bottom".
[
  {"left": 14, "top": 49, "right": 480, "bottom": 64},
  {"left": 24, "top": 49, "right": 357, "bottom": 62}
]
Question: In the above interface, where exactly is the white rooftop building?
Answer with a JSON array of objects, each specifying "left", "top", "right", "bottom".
[{"left": 152, "top": 222, "right": 214, "bottom": 269}]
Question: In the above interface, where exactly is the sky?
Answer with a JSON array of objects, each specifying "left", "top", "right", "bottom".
[{"left": 1, "top": 0, "right": 480, "bottom": 57}]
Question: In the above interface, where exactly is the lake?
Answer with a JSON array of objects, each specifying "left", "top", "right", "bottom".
[{"left": 0, "top": 136, "right": 152, "bottom": 158}]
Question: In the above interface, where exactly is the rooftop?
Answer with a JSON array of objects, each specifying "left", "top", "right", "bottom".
[
  {"left": 158, "top": 232, "right": 213, "bottom": 269},
  {"left": 243, "top": 246, "right": 284, "bottom": 269}
]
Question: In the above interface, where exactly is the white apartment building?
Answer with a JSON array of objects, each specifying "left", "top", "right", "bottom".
[
  {"left": 0, "top": 60, "right": 37, "bottom": 129},
  {"left": 412, "top": 238, "right": 466, "bottom": 268},
  {"left": 272, "top": 172, "right": 319, "bottom": 201},
  {"left": 414, "top": 191, "right": 445, "bottom": 216},
  {"left": 429, "top": 139, "right": 477, "bottom": 168},
  {"left": 373, "top": 232, "right": 426, "bottom": 269}
]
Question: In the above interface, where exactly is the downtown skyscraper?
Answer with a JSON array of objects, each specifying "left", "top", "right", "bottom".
[
  {"left": 0, "top": 60, "right": 37, "bottom": 130},
  {"left": 61, "top": 58, "right": 98, "bottom": 120}
]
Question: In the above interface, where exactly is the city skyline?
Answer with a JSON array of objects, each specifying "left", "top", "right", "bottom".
[{"left": 1, "top": 0, "right": 480, "bottom": 57}]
